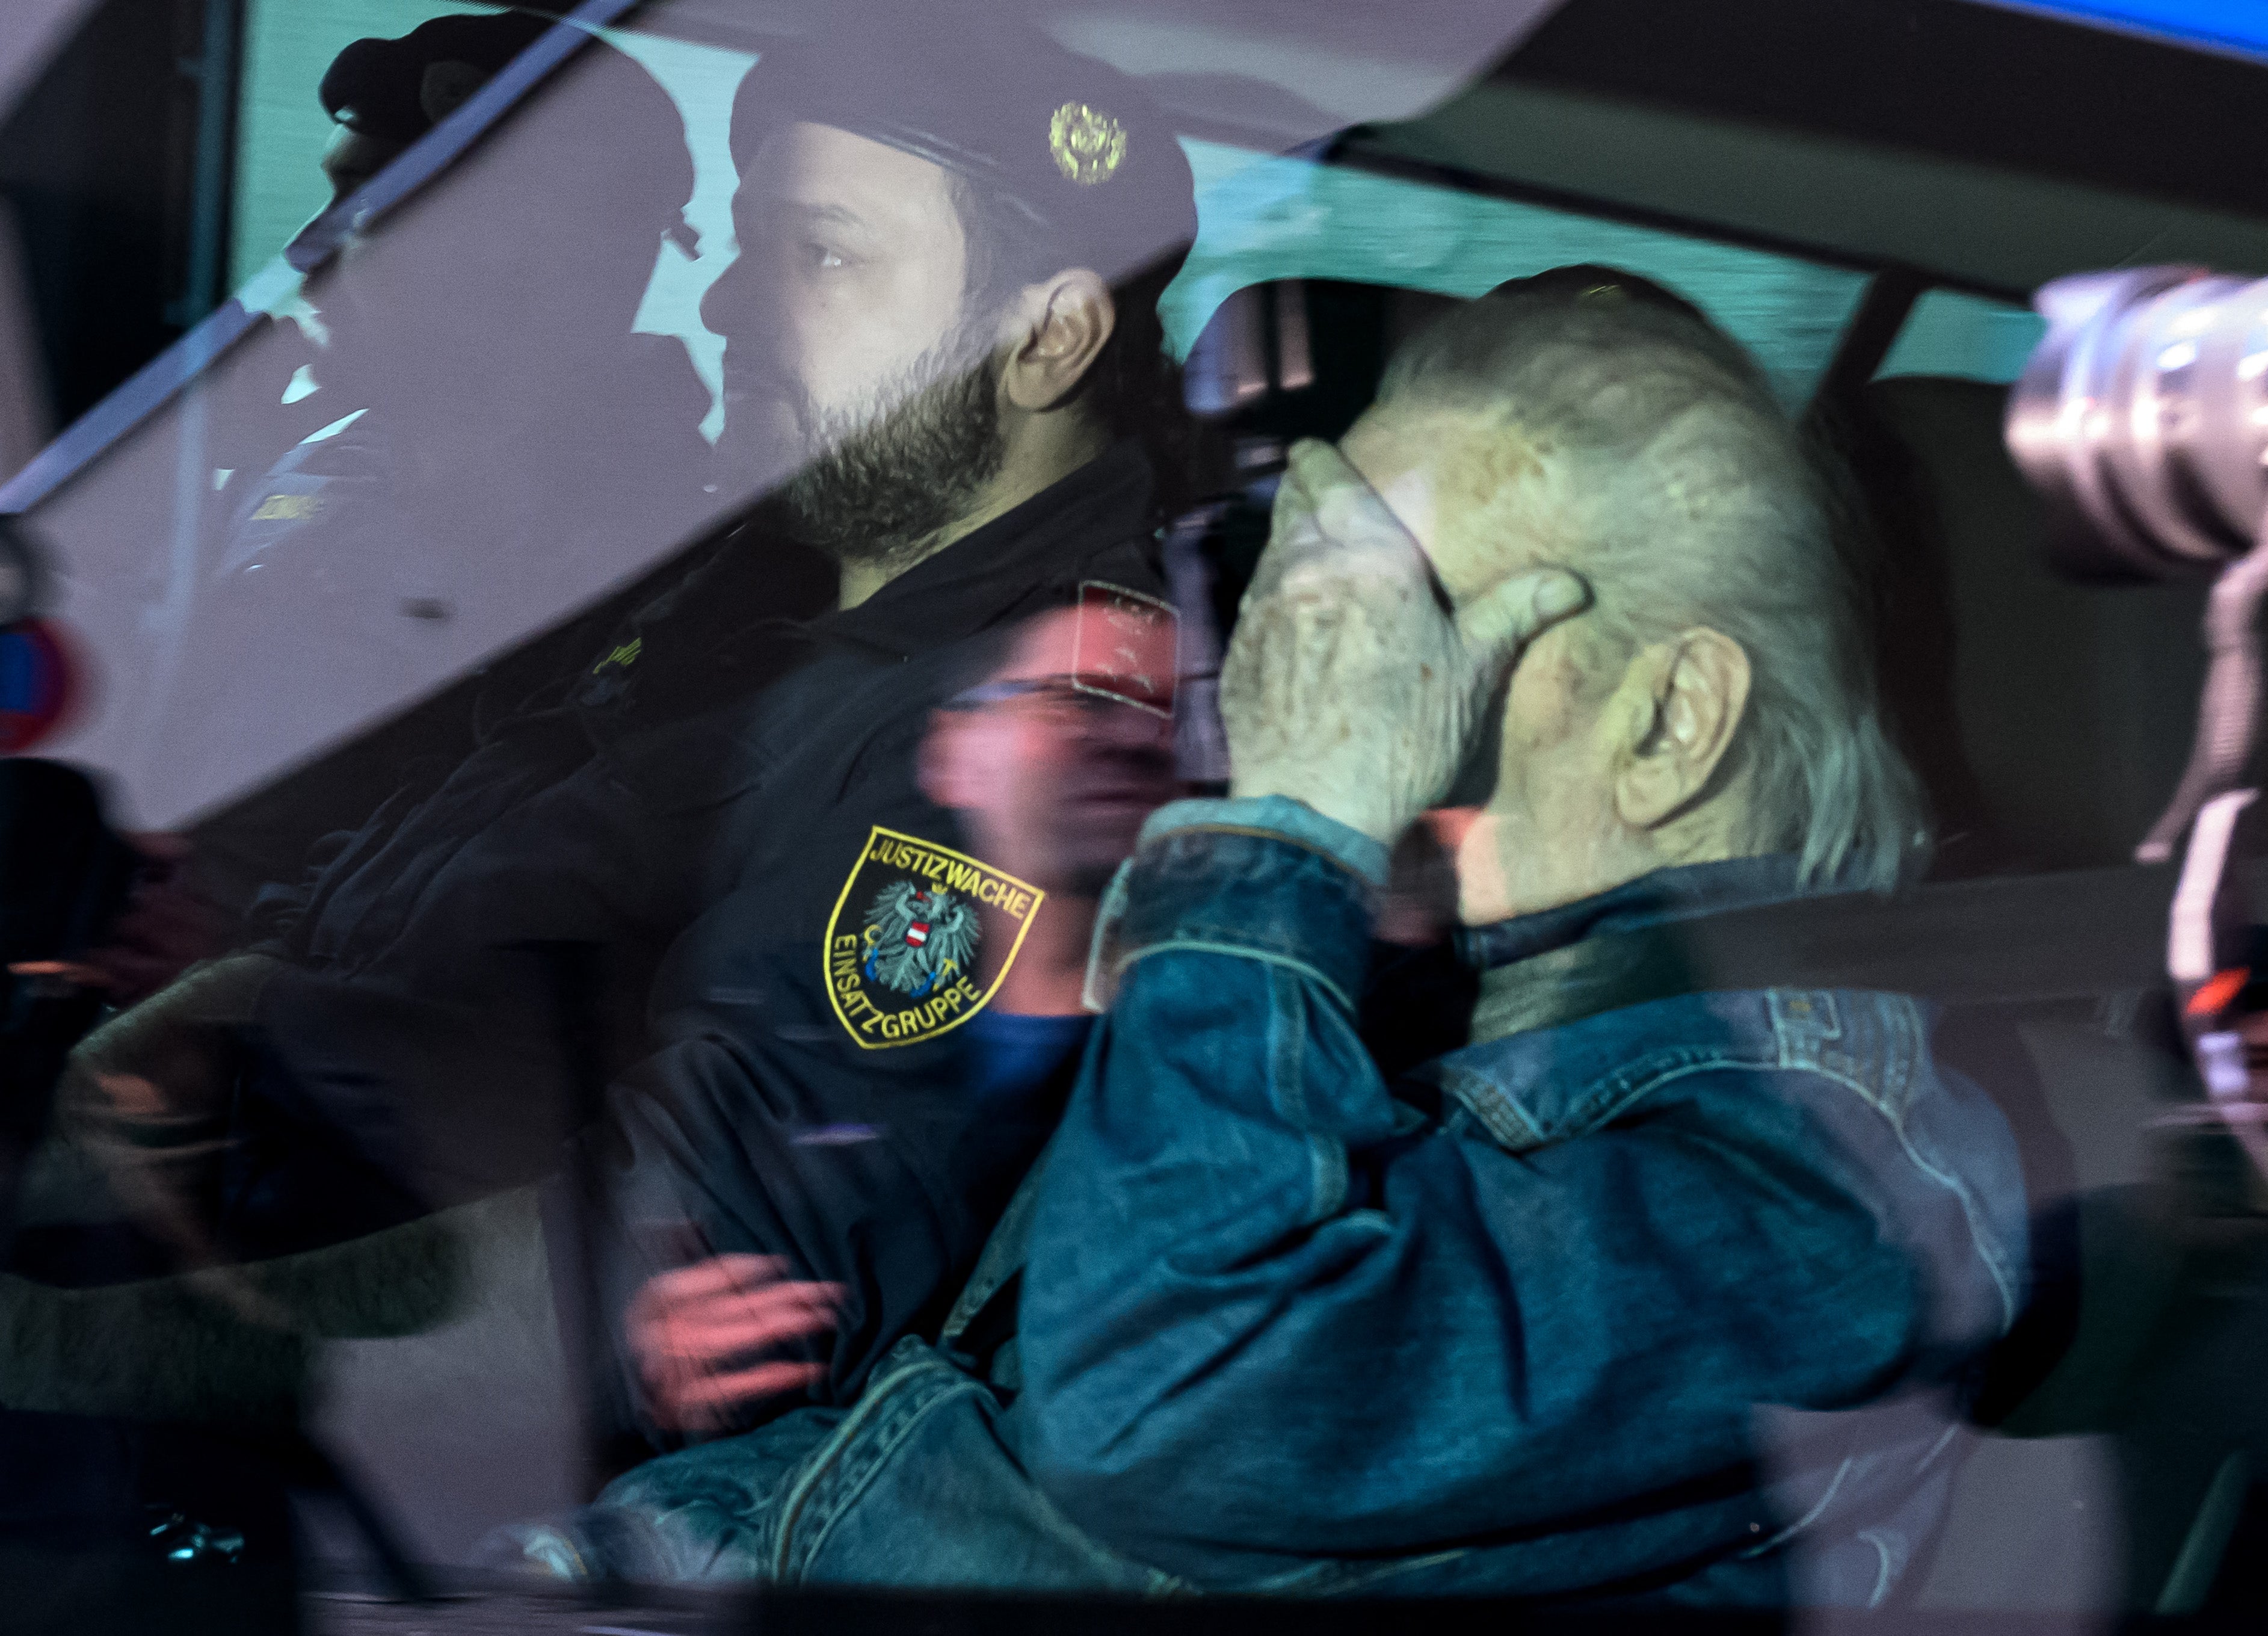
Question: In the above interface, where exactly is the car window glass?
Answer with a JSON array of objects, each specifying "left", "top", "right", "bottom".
[
  {"left": 237, "top": 10, "right": 1876, "bottom": 430},
  {"left": 1879, "top": 286, "right": 2047, "bottom": 382},
  {"left": 1168, "top": 138, "right": 1869, "bottom": 404}
]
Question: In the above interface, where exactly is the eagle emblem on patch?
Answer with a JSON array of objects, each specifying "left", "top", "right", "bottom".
[
  {"left": 1048, "top": 100, "right": 1127, "bottom": 185},
  {"left": 861, "top": 881, "right": 979, "bottom": 997},
  {"left": 823, "top": 827, "right": 1044, "bottom": 1049}
]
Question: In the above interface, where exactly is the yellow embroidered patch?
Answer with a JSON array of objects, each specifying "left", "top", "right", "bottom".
[
  {"left": 822, "top": 827, "right": 1044, "bottom": 1049},
  {"left": 592, "top": 636, "right": 642, "bottom": 674},
  {"left": 249, "top": 492, "right": 320, "bottom": 522}
]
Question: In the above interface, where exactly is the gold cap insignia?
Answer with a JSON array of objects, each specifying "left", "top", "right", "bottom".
[{"left": 1049, "top": 100, "right": 1127, "bottom": 186}]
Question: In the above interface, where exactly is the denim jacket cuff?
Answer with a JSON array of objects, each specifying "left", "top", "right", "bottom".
[
  {"left": 1084, "top": 799, "right": 1378, "bottom": 1014},
  {"left": 1137, "top": 797, "right": 1390, "bottom": 887}
]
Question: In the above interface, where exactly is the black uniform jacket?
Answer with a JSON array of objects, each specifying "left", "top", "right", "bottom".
[{"left": 226, "top": 444, "right": 1165, "bottom": 1422}]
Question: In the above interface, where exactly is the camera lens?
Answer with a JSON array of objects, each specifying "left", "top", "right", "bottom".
[{"left": 2005, "top": 267, "right": 2268, "bottom": 582}]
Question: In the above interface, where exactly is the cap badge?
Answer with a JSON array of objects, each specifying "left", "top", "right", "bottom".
[{"left": 1049, "top": 100, "right": 1127, "bottom": 185}]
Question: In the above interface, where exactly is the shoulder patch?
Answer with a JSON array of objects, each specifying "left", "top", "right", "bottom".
[
  {"left": 1073, "top": 580, "right": 1177, "bottom": 717},
  {"left": 822, "top": 827, "right": 1044, "bottom": 1049}
]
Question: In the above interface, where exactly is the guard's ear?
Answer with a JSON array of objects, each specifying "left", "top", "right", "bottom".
[
  {"left": 999, "top": 270, "right": 1115, "bottom": 413},
  {"left": 1610, "top": 628, "right": 1751, "bottom": 832}
]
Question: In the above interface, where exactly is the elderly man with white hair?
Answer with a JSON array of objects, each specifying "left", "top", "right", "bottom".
[
  {"left": 511, "top": 270, "right": 2027, "bottom": 1601},
  {"left": 1008, "top": 269, "right": 2027, "bottom": 1603}
]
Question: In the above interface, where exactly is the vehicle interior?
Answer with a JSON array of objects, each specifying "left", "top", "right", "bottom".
[{"left": 4, "top": 0, "right": 2267, "bottom": 1626}]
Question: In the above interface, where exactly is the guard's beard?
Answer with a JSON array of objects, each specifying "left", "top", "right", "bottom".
[{"left": 779, "top": 330, "right": 1006, "bottom": 570}]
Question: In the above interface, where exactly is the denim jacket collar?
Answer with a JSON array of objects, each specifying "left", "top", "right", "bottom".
[
  {"left": 1456, "top": 856, "right": 1872, "bottom": 1043},
  {"left": 1456, "top": 855, "right": 1824, "bottom": 972}
]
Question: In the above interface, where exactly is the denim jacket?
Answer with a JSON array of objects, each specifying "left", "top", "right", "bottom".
[{"left": 529, "top": 799, "right": 2027, "bottom": 1602}]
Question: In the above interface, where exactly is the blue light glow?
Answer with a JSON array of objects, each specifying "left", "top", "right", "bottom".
[{"left": 1985, "top": 1, "right": 2268, "bottom": 61}]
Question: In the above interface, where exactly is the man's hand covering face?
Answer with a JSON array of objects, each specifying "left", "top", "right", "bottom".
[{"left": 1222, "top": 439, "right": 1589, "bottom": 848}]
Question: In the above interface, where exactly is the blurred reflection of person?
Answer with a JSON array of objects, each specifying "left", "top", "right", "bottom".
[
  {"left": 307, "top": 12, "right": 559, "bottom": 215},
  {"left": 199, "top": 11, "right": 564, "bottom": 554},
  {"left": 625, "top": 598, "right": 1181, "bottom": 1436},
  {"left": 18, "top": 2, "right": 1199, "bottom": 1528},
  {"left": 165, "top": 16, "right": 715, "bottom": 797},
  {"left": 15, "top": 15, "right": 581, "bottom": 1037}
]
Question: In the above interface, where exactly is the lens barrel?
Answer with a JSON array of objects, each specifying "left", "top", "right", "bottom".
[{"left": 2006, "top": 267, "right": 2268, "bottom": 582}]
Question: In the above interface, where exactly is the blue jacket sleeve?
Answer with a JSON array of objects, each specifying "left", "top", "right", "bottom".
[{"left": 1018, "top": 811, "right": 1945, "bottom": 1582}]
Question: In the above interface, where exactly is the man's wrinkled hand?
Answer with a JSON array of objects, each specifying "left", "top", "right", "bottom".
[
  {"left": 627, "top": 1253, "right": 843, "bottom": 1436},
  {"left": 1222, "top": 439, "right": 1589, "bottom": 847}
]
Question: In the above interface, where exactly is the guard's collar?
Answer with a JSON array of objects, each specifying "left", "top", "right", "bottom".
[{"left": 821, "top": 442, "right": 1155, "bottom": 661}]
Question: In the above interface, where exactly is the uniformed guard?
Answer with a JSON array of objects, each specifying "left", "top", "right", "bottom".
[
  {"left": 22, "top": 0, "right": 1203, "bottom": 1517},
  {"left": 624, "top": 594, "right": 1183, "bottom": 1437},
  {"left": 556, "top": 8, "right": 1203, "bottom": 1457}
]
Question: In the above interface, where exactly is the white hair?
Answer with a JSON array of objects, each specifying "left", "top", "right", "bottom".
[{"left": 1379, "top": 281, "right": 1929, "bottom": 892}]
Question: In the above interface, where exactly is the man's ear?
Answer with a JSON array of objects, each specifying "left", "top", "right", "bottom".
[
  {"left": 1610, "top": 628, "right": 1751, "bottom": 832},
  {"left": 999, "top": 270, "right": 1115, "bottom": 413}
]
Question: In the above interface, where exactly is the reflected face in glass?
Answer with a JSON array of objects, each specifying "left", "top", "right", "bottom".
[
  {"left": 923, "top": 605, "right": 1182, "bottom": 897},
  {"left": 318, "top": 120, "right": 410, "bottom": 208},
  {"left": 704, "top": 122, "right": 978, "bottom": 487}
]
